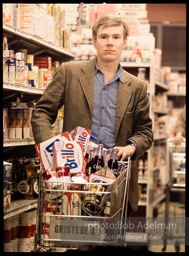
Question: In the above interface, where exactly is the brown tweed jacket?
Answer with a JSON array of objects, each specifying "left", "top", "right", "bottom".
[{"left": 31, "top": 58, "right": 153, "bottom": 211}]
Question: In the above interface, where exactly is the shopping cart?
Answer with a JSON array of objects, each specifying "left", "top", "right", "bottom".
[
  {"left": 35, "top": 158, "right": 131, "bottom": 252},
  {"left": 162, "top": 139, "right": 185, "bottom": 252}
]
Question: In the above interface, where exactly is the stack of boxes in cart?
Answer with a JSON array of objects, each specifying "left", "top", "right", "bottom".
[{"left": 36, "top": 126, "right": 126, "bottom": 181}]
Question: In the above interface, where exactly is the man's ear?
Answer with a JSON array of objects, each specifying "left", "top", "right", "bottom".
[
  {"left": 92, "top": 38, "right": 96, "bottom": 47},
  {"left": 123, "top": 39, "right": 127, "bottom": 48}
]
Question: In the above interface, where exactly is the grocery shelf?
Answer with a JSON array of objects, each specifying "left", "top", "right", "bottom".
[
  {"left": 138, "top": 180, "right": 147, "bottom": 184},
  {"left": 171, "top": 187, "right": 185, "bottom": 192},
  {"left": 173, "top": 171, "right": 185, "bottom": 175},
  {"left": 3, "top": 139, "right": 35, "bottom": 147},
  {"left": 4, "top": 199, "right": 38, "bottom": 220},
  {"left": 155, "top": 81, "right": 169, "bottom": 90},
  {"left": 153, "top": 108, "right": 168, "bottom": 115},
  {"left": 172, "top": 184, "right": 185, "bottom": 188},
  {"left": 138, "top": 201, "right": 147, "bottom": 206},
  {"left": 3, "top": 24, "right": 74, "bottom": 62},
  {"left": 3, "top": 82, "right": 44, "bottom": 95},
  {"left": 167, "top": 92, "right": 186, "bottom": 96},
  {"left": 121, "top": 62, "right": 151, "bottom": 68},
  {"left": 154, "top": 135, "right": 167, "bottom": 141}
]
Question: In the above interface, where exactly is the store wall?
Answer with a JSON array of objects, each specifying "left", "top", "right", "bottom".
[{"left": 147, "top": 4, "right": 186, "bottom": 23}]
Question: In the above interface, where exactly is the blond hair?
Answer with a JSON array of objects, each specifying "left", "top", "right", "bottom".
[{"left": 92, "top": 14, "right": 129, "bottom": 40}]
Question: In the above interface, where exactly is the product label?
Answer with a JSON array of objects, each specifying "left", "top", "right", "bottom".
[
  {"left": 35, "top": 132, "right": 71, "bottom": 171},
  {"left": 17, "top": 181, "right": 29, "bottom": 194},
  {"left": 73, "top": 129, "right": 91, "bottom": 155},
  {"left": 61, "top": 141, "right": 84, "bottom": 174}
]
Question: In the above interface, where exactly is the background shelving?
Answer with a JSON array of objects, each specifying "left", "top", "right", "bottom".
[
  {"left": 3, "top": 24, "right": 74, "bottom": 63},
  {"left": 3, "top": 17, "right": 74, "bottom": 227}
]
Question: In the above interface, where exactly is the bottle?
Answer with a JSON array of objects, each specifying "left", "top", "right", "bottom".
[
  {"left": 85, "top": 149, "right": 95, "bottom": 176},
  {"left": 91, "top": 144, "right": 104, "bottom": 173},
  {"left": 25, "top": 159, "right": 36, "bottom": 200},
  {"left": 108, "top": 148, "right": 119, "bottom": 177},
  {"left": 33, "top": 158, "right": 40, "bottom": 198},
  {"left": 16, "top": 159, "right": 29, "bottom": 199},
  {"left": 103, "top": 198, "right": 111, "bottom": 217},
  {"left": 11, "top": 160, "right": 19, "bottom": 200},
  {"left": 82, "top": 184, "right": 105, "bottom": 216},
  {"left": 138, "top": 159, "right": 144, "bottom": 181},
  {"left": 137, "top": 67, "right": 147, "bottom": 81}
]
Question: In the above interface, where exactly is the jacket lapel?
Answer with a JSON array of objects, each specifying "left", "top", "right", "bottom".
[
  {"left": 79, "top": 60, "right": 133, "bottom": 139},
  {"left": 79, "top": 59, "right": 95, "bottom": 116},
  {"left": 115, "top": 74, "right": 133, "bottom": 138}
]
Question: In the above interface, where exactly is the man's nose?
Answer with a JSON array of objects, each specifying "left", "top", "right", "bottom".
[{"left": 107, "top": 37, "right": 113, "bottom": 45}]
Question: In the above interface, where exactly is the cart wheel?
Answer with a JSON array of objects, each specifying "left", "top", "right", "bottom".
[{"left": 175, "top": 239, "right": 180, "bottom": 253}]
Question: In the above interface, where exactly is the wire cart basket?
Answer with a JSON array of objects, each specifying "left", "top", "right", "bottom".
[
  {"left": 162, "top": 139, "right": 185, "bottom": 253},
  {"left": 35, "top": 157, "right": 132, "bottom": 252}
]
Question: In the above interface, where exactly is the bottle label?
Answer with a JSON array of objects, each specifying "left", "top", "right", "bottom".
[
  {"left": 33, "top": 181, "right": 39, "bottom": 194},
  {"left": 17, "top": 180, "right": 29, "bottom": 194}
]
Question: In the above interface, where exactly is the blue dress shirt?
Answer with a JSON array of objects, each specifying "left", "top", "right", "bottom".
[{"left": 91, "top": 63, "right": 124, "bottom": 148}]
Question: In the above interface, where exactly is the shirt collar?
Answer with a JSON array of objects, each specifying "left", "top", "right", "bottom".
[{"left": 94, "top": 60, "right": 125, "bottom": 83}]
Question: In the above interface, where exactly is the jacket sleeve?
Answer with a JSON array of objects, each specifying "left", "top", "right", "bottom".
[
  {"left": 31, "top": 64, "right": 66, "bottom": 144},
  {"left": 128, "top": 82, "right": 153, "bottom": 159}
]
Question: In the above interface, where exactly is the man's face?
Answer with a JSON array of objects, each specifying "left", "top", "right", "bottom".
[{"left": 92, "top": 24, "right": 127, "bottom": 62}]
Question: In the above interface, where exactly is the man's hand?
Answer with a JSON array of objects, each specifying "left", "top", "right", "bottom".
[
  {"left": 173, "top": 132, "right": 185, "bottom": 145},
  {"left": 114, "top": 145, "right": 136, "bottom": 160}
]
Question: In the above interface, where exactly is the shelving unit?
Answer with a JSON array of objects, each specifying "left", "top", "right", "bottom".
[
  {"left": 126, "top": 56, "right": 154, "bottom": 212},
  {"left": 3, "top": 24, "right": 74, "bottom": 221},
  {"left": 167, "top": 92, "right": 186, "bottom": 97},
  {"left": 167, "top": 85, "right": 186, "bottom": 140},
  {"left": 121, "top": 49, "right": 155, "bottom": 249},
  {"left": 147, "top": 79, "right": 169, "bottom": 217}
]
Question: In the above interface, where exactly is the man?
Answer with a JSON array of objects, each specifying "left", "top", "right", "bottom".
[{"left": 31, "top": 14, "right": 153, "bottom": 213}]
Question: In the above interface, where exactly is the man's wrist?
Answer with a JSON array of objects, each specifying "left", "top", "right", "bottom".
[
  {"left": 129, "top": 143, "right": 137, "bottom": 148},
  {"left": 127, "top": 140, "right": 137, "bottom": 148}
]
